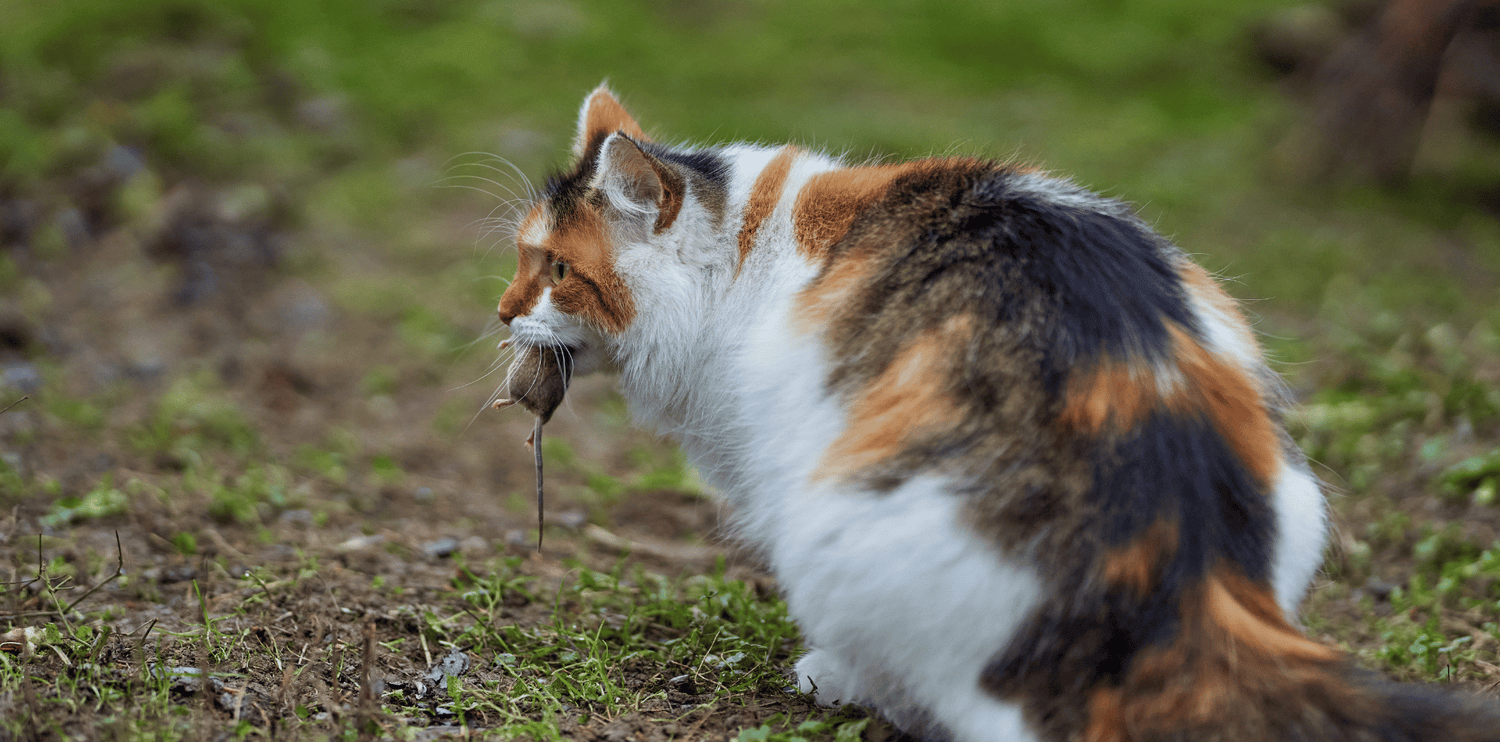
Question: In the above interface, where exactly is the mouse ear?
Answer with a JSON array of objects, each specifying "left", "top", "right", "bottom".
[{"left": 573, "top": 83, "right": 649, "bottom": 158}]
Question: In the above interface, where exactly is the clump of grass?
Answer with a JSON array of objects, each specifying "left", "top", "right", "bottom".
[
  {"left": 40, "top": 476, "right": 129, "bottom": 528},
  {"left": 398, "top": 556, "right": 808, "bottom": 736},
  {"left": 738, "top": 714, "right": 870, "bottom": 742},
  {"left": 1292, "top": 320, "right": 1500, "bottom": 493},
  {"left": 128, "top": 374, "right": 260, "bottom": 464},
  {"left": 1441, "top": 450, "right": 1500, "bottom": 506}
]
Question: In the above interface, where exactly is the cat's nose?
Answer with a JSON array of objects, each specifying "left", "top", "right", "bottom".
[{"left": 497, "top": 305, "right": 514, "bottom": 326}]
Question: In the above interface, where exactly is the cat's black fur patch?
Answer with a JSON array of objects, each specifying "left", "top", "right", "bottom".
[
  {"left": 1093, "top": 410, "right": 1274, "bottom": 579},
  {"left": 645, "top": 145, "right": 729, "bottom": 189}
]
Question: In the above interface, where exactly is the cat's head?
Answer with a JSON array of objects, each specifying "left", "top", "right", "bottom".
[{"left": 497, "top": 85, "right": 727, "bottom": 367}]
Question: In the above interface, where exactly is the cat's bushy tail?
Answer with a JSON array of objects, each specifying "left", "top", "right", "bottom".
[{"left": 1089, "top": 569, "right": 1500, "bottom": 742}]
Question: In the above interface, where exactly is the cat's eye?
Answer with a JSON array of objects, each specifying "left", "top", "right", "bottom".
[{"left": 551, "top": 260, "right": 569, "bottom": 282}]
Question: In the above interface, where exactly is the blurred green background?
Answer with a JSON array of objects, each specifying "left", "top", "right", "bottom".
[
  {"left": 6, "top": 0, "right": 1499, "bottom": 323},
  {"left": 4, "top": 0, "right": 1497, "bottom": 327}
]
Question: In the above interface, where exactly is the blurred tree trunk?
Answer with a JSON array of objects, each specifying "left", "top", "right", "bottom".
[{"left": 1311, "top": 0, "right": 1488, "bottom": 184}]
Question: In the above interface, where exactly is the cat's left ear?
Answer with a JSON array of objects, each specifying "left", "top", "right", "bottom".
[
  {"left": 573, "top": 84, "right": 649, "bottom": 158},
  {"left": 592, "top": 133, "right": 684, "bottom": 235}
]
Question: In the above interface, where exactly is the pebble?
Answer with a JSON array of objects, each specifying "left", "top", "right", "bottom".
[
  {"left": 423, "top": 537, "right": 459, "bottom": 559},
  {"left": 334, "top": 534, "right": 385, "bottom": 552},
  {"left": 554, "top": 509, "right": 587, "bottom": 529},
  {"left": 278, "top": 509, "right": 313, "bottom": 526},
  {"left": 0, "top": 364, "right": 40, "bottom": 393},
  {"left": 150, "top": 665, "right": 225, "bottom": 696},
  {"left": 1363, "top": 576, "right": 1398, "bottom": 601},
  {"left": 423, "top": 648, "right": 471, "bottom": 686}
]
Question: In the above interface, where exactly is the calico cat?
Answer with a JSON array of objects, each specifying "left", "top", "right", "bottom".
[{"left": 493, "top": 85, "right": 1500, "bottom": 742}]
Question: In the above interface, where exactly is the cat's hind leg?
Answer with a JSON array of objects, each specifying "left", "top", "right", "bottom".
[{"left": 772, "top": 476, "right": 1046, "bottom": 742}]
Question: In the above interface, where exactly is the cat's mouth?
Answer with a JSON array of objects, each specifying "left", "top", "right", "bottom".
[{"left": 500, "top": 343, "right": 576, "bottom": 424}]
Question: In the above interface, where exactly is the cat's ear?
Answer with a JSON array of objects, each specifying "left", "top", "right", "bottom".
[
  {"left": 592, "top": 133, "right": 683, "bottom": 235},
  {"left": 573, "top": 84, "right": 649, "bottom": 158}
]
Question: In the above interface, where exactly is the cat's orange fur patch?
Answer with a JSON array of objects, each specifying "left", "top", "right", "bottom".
[
  {"left": 1102, "top": 520, "right": 1179, "bottom": 596},
  {"left": 1166, "top": 324, "right": 1279, "bottom": 485},
  {"left": 1083, "top": 687, "right": 1128, "bottom": 742},
  {"left": 1203, "top": 570, "right": 1335, "bottom": 662},
  {"left": 1059, "top": 323, "right": 1280, "bottom": 485},
  {"left": 549, "top": 207, "right": 636, "bottom": 332},
  {"left": 579, "top": 87, "right": 648, "bottom": 151},
  {"left": 793, "top": 158, "right": 987, "bottom": 258},
  {"left": 793, "top": 164, "right": 912, "bottom": 257},
  {"left": 817, "top": 315, "right": 972, "bottom": 481},
  {"left": 497, "top": 239, "right": 548, "bottom": 324},
  {"left": 498, "top": 205, "right": 636, "bottom": 333},
  {"left": 1116, "top": 568, "right": 1341, "bottom": 734},
  {"left": 738, "top": 146, "right": 798, "bottom": 268},
  {"left": 1057, "top": 358, "right": 1163, "bottom": 433}
]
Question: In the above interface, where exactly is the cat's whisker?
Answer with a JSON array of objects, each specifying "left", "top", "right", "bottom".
[
  {"left": 439, "top": 173, "right": 528, "bottom": 203},
  {"left": 436, "top": 181, "right": 513, "bottom": 202},
  {"left": 469, "top": 154, "right": 539, "bottom": 201},
  {"left": 447, "top": 354, "right": 510, "bottom": 394},
  {"left": 447, "top": 152, "right": 536, "bottom": 196}
]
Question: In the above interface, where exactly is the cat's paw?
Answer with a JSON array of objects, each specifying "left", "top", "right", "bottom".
[{"left": 794, "top": 649, "right": 861, "bottom": 707}]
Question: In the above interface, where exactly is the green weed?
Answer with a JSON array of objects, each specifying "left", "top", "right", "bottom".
[{"left": 41, "top": 477, "right": 129, "bottom": 528}]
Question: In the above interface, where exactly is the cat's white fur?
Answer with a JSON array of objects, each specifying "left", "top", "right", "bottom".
[{"left": 508, "top": 124, "right": 1329, "bottom": 741}]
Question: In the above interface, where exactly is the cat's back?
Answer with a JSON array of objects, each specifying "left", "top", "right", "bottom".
[{"left": 735, "top": 150, "right": 1325, "bottom": 608}]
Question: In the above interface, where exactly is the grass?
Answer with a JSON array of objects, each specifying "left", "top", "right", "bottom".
[
  {"left": 1, "top": 0, "right": 1500, "bottom": 739},
  {"left": 1, "top": 547, "right": 827, "bottom": 740}
]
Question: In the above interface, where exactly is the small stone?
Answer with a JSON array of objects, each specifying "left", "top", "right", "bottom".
[
  {"left": 335, "top": 534, "right": 384, "bottom": 552},
  {"left": 157, "top": 565, "right": 198, "bottom": 584},
  {"left": 295, "top": 95, "right": 350, "bottom": 134},
  {"left": 1363, "top": 577, "right": 1398, "bottom": 601},
  {"left": 54, "top": 208, "right": 90, "bottom": 250},
  {"left": 554, "top": 509, "right": 587, "bottom": 529},
  {"left": 0, "top": 364, "right": 40, "bottom": 393},
  {"left": 423, "top": 537, "right": 459, "bottom": 559},
  {"left": 101, "top": 145, "right": 147, "bottom": 183},
  {"left": 423, "top": 649, "right": 471, "bottom": 686},
  {"left": 279, "top": 509, "right": 313, "bottom": 526},
  {"left": 459, "top": 535, "right": 489, "bottom": 556}
]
